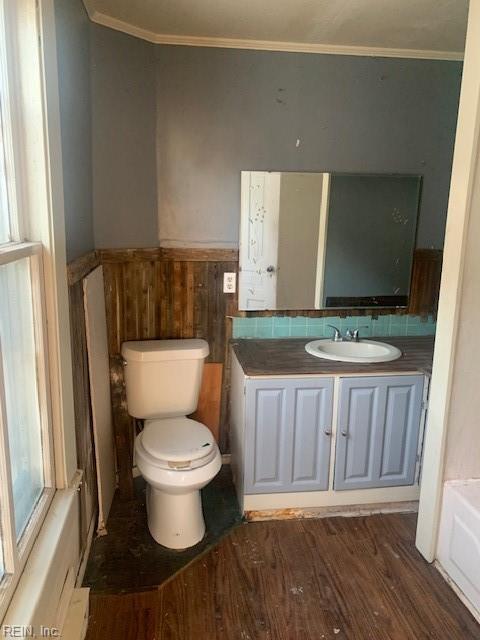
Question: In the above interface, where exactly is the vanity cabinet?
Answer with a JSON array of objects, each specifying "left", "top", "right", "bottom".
[
  {"left": 230, "top": 339, "right": 431, "bottom": 516},
  {"left": 334, "top": 375, "right": 424, "bottom": 491},
  {"left": 244, "top": 378, "right": 334, "bottom": 494}
]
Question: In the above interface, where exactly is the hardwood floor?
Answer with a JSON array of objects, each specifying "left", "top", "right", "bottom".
[{"left": 85, "top": 514, "right": 480, "bottom": 640}]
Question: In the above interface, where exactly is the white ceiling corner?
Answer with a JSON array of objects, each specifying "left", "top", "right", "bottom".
[{"left": 82, "top": 0, "right": 468, "bottom": 61}]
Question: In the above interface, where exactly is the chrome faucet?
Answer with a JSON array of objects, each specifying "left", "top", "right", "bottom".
[{"left": 326, "top": 324, "right": 343, "bottom": 342}]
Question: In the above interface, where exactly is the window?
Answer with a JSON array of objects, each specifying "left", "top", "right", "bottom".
[{"left": 0, "top": 2, "right": 55, "bottom": 617}]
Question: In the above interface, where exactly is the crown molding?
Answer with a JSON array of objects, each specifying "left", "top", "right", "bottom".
[
  {"left": 84, "top": 7, "right": 464, "bottom": 61},
  {"left": 82, "top": 0, "right": 95, "bottom": 20}
]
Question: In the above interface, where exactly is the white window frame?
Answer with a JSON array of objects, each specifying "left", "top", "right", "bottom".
[
  {"left": 0, "top": 246, "right": 56, "bottom": 620},
  {"left": 0, "top": 0, "right": 77, "bottom": 621}
]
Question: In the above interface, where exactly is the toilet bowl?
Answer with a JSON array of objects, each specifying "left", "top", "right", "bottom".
[
  {"left": 135, "top": 417, "right": 221, "bottom": 548},
  {"left": 122, "top": 338, "right": 221, "bottom": 549}
]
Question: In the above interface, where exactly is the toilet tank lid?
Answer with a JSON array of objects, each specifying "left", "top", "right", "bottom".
[{"left": 121, "top": 339, "right": 209, "bottom": 362}]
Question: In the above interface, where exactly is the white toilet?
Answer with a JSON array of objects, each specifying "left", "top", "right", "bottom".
[{"left": 121, "top": 338, "right": 222, "bottom": 549}]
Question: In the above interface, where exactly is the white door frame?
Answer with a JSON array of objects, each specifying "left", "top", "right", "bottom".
[{"left": 416, "top": 0, "right": 480, "bottom": 561}]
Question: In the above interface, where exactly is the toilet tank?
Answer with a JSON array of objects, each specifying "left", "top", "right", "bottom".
[{"left": 121, "top": 339, "right": 209, "bottom": 419}]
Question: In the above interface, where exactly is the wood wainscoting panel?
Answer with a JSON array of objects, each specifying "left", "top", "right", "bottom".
[
  {"left": 68, "top": 250, "right": 124, "bottom": 539},
  {"left": 67, "top": 250, "right": 100, "bottom": 286},
  {"left": 83, "top": 266, "right": 117, "bottom": 532},
  {"left": 190, "top": 363, "right": 223, "bottom": 443},
  {"left": 109, "top": 355, "right": 135, "bottom": 499},
  {"left": 99, "top": 248, "right": 238, "bottom": 497},
  {"left": 70, "top": 246, "right": 441, "bottom": 502},
  {"left": 408, "top": 248, "right": 443, "bottom": 317},
  {"left": 67, "top": 266, "right": 99, "bottom": 554},
  {"left": 100, "top": 251, "right": 238, "bottom": 360}
]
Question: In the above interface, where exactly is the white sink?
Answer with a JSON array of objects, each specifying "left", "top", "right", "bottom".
[{"left": 305, "top": 339, "right": 402, "bottom": 363}]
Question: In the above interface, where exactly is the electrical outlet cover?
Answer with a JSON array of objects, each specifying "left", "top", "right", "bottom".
[{"left": 223, "top": 272, "right": 236, "bottom": 293}]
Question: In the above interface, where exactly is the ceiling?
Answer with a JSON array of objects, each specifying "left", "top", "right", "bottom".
[{"left": 82, "top": 0, "right": 468, "bottom": 60}]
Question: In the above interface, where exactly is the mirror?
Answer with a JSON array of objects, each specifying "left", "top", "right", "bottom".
[{"left": 239, "top": 171, "right": 422, "bottom": 310}]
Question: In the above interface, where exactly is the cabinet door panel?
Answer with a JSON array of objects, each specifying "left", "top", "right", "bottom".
[
  {"left": 335, "top": 375, "right": 424, "bottom": 491},
  {"left": 244, "top": 377, "right": 334, "bottom": 494},
  {"left": 335, "top": 384, "right": 382, "bottom": 490},
  {"left": 379, "top": 380, "right": 423, "bottom": 485},
  {"left": 290, "top": 382, "right": 333, "bottom": 490},
  {"left": 245, "top": 382, "right": 289, "bottom": 493},
  {"left": 254, "top": 389, "right": 284, "bottom": 483}
]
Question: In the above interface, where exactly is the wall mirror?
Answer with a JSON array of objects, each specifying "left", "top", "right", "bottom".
[{"left": 239, "top": 171, "right": 422, "bottom": 311}]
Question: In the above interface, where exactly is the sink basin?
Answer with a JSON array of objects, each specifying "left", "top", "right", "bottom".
[{"left": 305, "top": 339, "right": 402, "bottom": 363}]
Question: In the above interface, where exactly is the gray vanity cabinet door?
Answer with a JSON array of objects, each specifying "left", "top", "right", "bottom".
[
  {"left": 244, "top": 380, "right": 290, "bottom": 494},
  {"left": 289, "top": 382, "right": 334, "bottom": 491},
  {"left": 244, "top": 378, "right": 334, "bottom": 494},
  {"left": 335, "top": 381, "right": 382, "bottom": 490},
  {"left": 334, "top": 375, "right": 424, "bottom": 491},
  {"left": 378, "top": 377, "right": 424, "bottom": 484}
]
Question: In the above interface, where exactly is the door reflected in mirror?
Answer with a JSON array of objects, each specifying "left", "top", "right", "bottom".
[{"left": 239, "top": 171, "right": 422, "bottom": 311}]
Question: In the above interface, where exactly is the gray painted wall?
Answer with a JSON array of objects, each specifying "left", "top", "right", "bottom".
[
  {"left": 156, "top": 46, "right": 461, "bottom": 249},
  {"left": 55, "top": 0, "right": 94, "bottom": 261},
  {"left": 89, "top": 31, "right": 461, "bottom": 250},
  {"left": 91, "top": 25, "right": 157, "bottom": 248}
]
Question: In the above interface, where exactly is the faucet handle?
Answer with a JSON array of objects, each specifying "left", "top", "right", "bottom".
[
  {"left": 351, "top": 326, "right": 369, "bottom": 341},
  {"left": 326, "top": 324, "right": 343, "bottom": 342}
]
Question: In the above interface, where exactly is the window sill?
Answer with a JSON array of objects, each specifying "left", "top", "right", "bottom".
[{"left": 2, "top": 486, "right": 80, "bottom": 633}]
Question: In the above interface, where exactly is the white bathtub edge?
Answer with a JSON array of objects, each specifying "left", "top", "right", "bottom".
[
  {"left": 434, "top": 561, "right": 480, "bottom": 625},
  {"left": 437, "top": 478, "right": 480, "bottom": 622}
]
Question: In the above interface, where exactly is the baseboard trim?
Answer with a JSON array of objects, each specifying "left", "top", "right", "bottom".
[
  {"left": 75, "top": 513, "right": 97, "bottom": 588},
  {"left": 245, "top": 500, "right": 419, "bottom": 522},
  {"left": 62, "top": 588, "right": 90, "bottom": 640}
]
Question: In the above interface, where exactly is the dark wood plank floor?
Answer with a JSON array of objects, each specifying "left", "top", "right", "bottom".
[{"left": 86, "top": 513, "right": 480, "bottom": 640}]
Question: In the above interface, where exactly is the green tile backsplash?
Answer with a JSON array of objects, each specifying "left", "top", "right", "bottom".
[{"left": 232, "top": 315, "right": 436, "bottom": 339}]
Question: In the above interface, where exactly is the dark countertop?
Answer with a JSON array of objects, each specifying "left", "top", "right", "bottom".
[{"left": 231, "top": 336, "right": 434, "bottom": 377}]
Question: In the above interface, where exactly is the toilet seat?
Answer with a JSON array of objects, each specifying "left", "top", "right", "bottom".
[{"left": 140, "top": 417, "right": 216, "bottom": 470}]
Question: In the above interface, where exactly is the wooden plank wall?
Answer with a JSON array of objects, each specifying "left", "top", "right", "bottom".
[
  {"left": 68, "top": 247, "right": 442, "bottom": 502},
  {"left": 99, "top": 248, "right": 238, "bottom": 499},
  {"left": 407, "top": 249, "right": 443, "bottom": 317},
  {"left": 99, "top": 248, "right": 238, "bottom": 361},
  {"left": 67, "top": 251, "right": 101, "bottom": 555}
]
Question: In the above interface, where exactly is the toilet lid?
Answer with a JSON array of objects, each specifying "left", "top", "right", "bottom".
[{"left": 142, "top": 417, "right": 215, "bottom": 463}]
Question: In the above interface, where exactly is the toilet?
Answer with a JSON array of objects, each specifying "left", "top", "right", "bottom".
[{"left": 121, "top": 338, "right": 221, "bottom": 549}]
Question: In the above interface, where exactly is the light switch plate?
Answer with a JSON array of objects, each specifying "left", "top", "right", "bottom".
[{"left": 223, "top": 272, "right": 236, "bottom": 293}]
